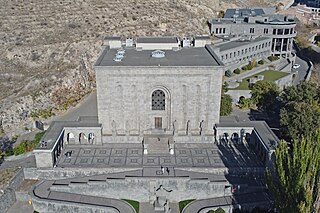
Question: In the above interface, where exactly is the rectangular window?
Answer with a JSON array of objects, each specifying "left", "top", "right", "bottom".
[
  {"left": 290, "top": 28, "right": 293, "bottom": 34},
  {"left": 230, "top": 53, "right": 232, "bottom": 58},
  {"left": 216, "top": 28, "right": 219, "bottom": 34},
  {"left": 219, "top": 28, "right": 222, "bottom": 33},
  {"left": 273, "top": 29, "right": 277, "bottom": 35},
  {"left": 264, "top": 28, "right": 268, "bottom": 34},
  {"left": 223, "top": 28, "right": 226, "bottom": 34},
  {"left": 250, "top": 28, "right": 255, "bottom": 33},
  {"left": 277, "top": 29, "right": 283, "bottom": 35},
  {"left": 284, "top": 29, "right": 289, "bottom": 34}
]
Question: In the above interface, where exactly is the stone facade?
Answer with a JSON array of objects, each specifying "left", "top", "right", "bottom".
[{"left": 95, "top": 66, "right": 223, "bottom": 136}]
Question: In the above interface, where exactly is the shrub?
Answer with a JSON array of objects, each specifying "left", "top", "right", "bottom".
[
  {"left": 234, "top": 68, "right": 241, "bottom": 74},
  {"left": 241, "top": 66, "right": 247, "bottom": 71},
  {"left": 225, "top": 70, "right": 232, "bottom": 77},
  {"left": 30, "top": 108, "right": 55, "bottom": 119},
  {"left": 239, "top": 97, "right": 254, "bottom": 109},
  {"left": 258, "top": 59, "right": 264, "bottom": 65},
  {"left": 268, "top": 55, "right": 279, "bottom": 61}
]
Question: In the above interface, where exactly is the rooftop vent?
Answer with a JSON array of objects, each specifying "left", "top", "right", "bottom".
[
  {"left": 113, "top": 49, "right": 125, "bottom": 62},
  {"left": 151, "top": 50, "right": 165, "bottom": 58}
]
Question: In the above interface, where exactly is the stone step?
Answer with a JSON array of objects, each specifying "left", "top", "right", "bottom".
[{"left": 144, "top": 136, "right": 173, "bottom": 155}]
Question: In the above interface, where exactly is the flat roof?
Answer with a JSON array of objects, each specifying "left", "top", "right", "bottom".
[
  {"left": 136, "top": 36, "right": 178, "bottom": 43},
  {"left": 217, "top": 117, "right": 279, "bottom": 151},
  {"left": 214, "top": 37, "right": 270, "bottom": 52},
  {"left": 94, "top": 45, "right": 223, "bottom": 67},
  {"left": 36, "top": 117, "right": 101, "bottom": 150},
  {"left": 224, "top": 8, "right": 265, "bottom": 18}
]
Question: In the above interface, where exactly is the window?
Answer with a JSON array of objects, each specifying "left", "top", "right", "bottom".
[
  {"left": 284, "top": 29, "right": 289, "bottom": 35},
  {"left": 216, "top": 28, "right": 219, "bottom": 34},
  {"left": 223, "top": 28, "right": 226, "bottom": 34},
  {"left": 250, "top": 28, "right": 255, "bottom": 33},
  {"left": 290, "top": 28, "right": 293, "bottom": 34},
  {"left": 219, "top": 28, "right": 222, "bottom": 33},
  {"left": 152, "top": 90, "right": 165, "bottom": 110},
  {"left": 264, "top": 28, "right": 268, "bottom": 34},
  {"left": 273, "top": 29, "right": 277, "bottom": 35},
  {"left": 277, "top": 29, "right": 283, "bottom": 35}
]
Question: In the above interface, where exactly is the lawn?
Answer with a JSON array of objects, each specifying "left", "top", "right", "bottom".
[
  {"left": 122, "top": 199, "right": 139, "bottom": 213},
  {"left": 231, "top": 70, "right": 289, "bottom": 90},
  {"left": 179, "top": 199, "right": 195, "bottom": 212}
]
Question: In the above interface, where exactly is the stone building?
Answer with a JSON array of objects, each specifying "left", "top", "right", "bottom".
[
  {"left": 34, "top": 35, "right": 279, "bottom": 172},
  {"left": 94, "top": 36, "right": 224, "bottom": 138},
  {"left": 209, "top": 8, "right": 297, "bottom": 59}
]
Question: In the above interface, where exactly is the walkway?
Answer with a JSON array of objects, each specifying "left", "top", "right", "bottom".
[
  {"left": 31, "top": 180, "right": 136, "bottom": 213},
  {"left": 182, "top": 192, "right": 273, "bottom": 213}
]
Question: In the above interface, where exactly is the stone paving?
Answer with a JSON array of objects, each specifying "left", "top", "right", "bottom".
[{"left": 57, "top": 143, "right": 263, "bottom": 168}]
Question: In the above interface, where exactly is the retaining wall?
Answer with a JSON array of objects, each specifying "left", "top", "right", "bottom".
[
  {"left": 0, "top": 188, "right": 16, "bottom": 213},
  {"left": 49, "top": 177, "right": 230, "bottom": 203},
  {"left": 0, "top": 168, "right": 24, "bottom": 212},
  {"left": 32, "top": 196, "right": 119, "bottom": 213},
  {"left": 23, "top": 167, "right": 139, "bottom": 180}
]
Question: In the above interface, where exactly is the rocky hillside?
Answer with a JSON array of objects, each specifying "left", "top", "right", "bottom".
[{"left": 0, "top": 0, "right": 289, "bottom": 137}]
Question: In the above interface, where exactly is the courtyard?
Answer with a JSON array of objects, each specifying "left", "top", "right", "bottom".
[
  {"left": 232, "top": 70, "right": 289, "bottom": 90},
  {"left": 56, "top": 142, "right": 263, "bottom": 169}
]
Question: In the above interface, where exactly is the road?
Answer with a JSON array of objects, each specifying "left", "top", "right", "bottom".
[
  {"left": 46, "top": 91, "right": 98, "bottom": 123},
  {"left": 293, "top": 55, "right": 309, "bottom": 85}
]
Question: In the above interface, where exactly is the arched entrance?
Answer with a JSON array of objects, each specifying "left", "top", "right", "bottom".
[{"left": 150, "top": 86, "right": 171, "bottom": 130}]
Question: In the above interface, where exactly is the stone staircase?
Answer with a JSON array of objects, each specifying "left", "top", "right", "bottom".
[{"left": 143, "top": 135, "right": 174, "bottom": 155}]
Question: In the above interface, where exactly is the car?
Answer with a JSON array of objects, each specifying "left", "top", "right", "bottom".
[{"left": 293, "top": 64, "right": 300, "bottom": 69}]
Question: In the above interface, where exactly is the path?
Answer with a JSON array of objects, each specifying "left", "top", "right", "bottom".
[
  {"left": 47, "top": 91, "right": 97, "bottom": 123},
  {"left": 6, "top": 201, "right": 34, "bottom": 213}
]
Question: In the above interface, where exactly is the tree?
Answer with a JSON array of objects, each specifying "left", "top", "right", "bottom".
[
  {"left": 280, "top": 82, "right": 320, "bottom": 139},
  {"left": 267, "top": 131, "right": 320, "bottom": 213},
  {"left": 220, "top": 94, "right": 232, "bottom": 116},
  {"left": 251, "top": 81, "right": 279, "bottom": 110},
  {"left": 225, "top": 70, "right": 232, "bottom": 77}
]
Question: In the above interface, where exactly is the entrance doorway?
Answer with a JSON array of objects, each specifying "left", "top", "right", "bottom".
[{"left": 155, "top": 117, "right": 162, "bottom": 129}]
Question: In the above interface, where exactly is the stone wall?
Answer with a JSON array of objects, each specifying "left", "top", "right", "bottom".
[
  {"left": 0, "top": 168, "right": 24, "bottom": 212},
  {"left": 226, "top": 90, "right": 251, "bottom": 103},
  {"left": 23, "top": 167, "right": 139, "bottom": 180},
  {"left": 274, "top": 73, "right": 294, "bottom": 89},
  {"left": 32, "top": 196, "right": 119, "bottom": 213},
  {"left": 0, "top": 188, "right": 16, "bottom": 213},
  {"left": 96, "top": 66, "right": 223, "bottom": 136},
  {"left": 49, "top": 177, "right": 231, "bottom": 203}
]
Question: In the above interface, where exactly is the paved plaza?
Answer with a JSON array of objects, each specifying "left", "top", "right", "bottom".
[{"left": 57, "top": 143, "right": 263, "bottom": 168}]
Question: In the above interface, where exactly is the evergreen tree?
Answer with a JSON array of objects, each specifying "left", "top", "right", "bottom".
[{"left": 267, "top": 131, "right": 320, "bottom": 213}]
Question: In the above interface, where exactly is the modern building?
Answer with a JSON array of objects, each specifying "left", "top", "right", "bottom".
[{"left": 209, "top": 9, "right": 297, "bottom": 59}]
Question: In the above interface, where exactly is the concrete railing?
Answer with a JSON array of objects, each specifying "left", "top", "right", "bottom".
[{"left": 305, "top": 61, "right": 314, "bottom": 81}]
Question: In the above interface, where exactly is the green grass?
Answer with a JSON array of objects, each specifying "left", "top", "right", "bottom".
[
  {"left": 122, "top": 199, "right": 139, "bottom": 213},
  {"left": 179, "top": 199, "right": 195, "bottom": 212},
  {"left": 231, "top": 70, "right": 289, "bottom": 90}
]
